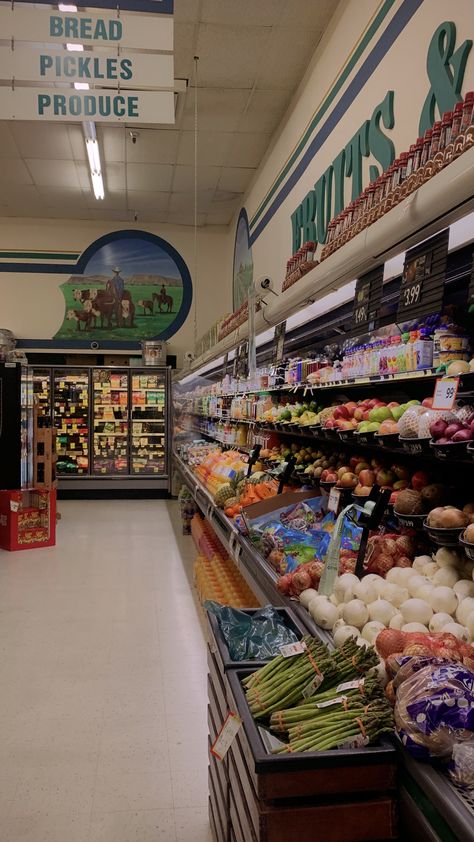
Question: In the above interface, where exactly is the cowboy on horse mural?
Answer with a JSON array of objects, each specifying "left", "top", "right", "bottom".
[{"left": 153, "top": 283, "right": 173, "bottom": 313}]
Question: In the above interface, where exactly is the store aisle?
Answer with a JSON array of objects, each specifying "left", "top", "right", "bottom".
[{"left": 0, "top": 500, "right": 211, "bottom": 842}]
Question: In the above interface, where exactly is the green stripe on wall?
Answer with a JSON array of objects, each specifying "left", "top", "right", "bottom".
[
  {"left": 0, "top": 251, "right": 79, "bottom": 261},
  {"left": 249, "top": 0, "right": 396, "bottom": 230}
]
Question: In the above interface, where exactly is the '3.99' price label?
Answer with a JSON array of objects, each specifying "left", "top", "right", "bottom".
[{"left": 432, "top": 377, "right": 459, "bottom": 411}]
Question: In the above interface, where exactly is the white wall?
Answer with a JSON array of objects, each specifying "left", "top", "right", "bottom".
[{"left": 0, "top": 217, "right": 232, "bottom": 368}]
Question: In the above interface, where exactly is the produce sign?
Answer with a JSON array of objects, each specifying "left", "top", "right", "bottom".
[
  {"left": 432, "top": 377, "right": 460, "bottom": 411},
  {"left": 397, "top": 229, "right": 449, "bottom": 321},
  {"left": 352, "top": 265, "right": 383, "bottom": 330},
  {"left": 211, "top": 712, "right": 242, "bottom": 761}
]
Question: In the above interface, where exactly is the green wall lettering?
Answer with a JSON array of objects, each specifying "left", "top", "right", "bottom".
[
  {"left": 419, "top": 21, "right": 472, "bottom": 136},
  {"left": 301, "top": 190, "right": 317, "bottom": 244},
  {"left": 291, "top": 207, "right": 303, "bottom": 253},
  {"left": 315, "top": 166, "right": 333, "bottom": 245},
  {"left": 345, "top": 121, "right": 370, "bottom": 201},
  {"left": 368, "top": 90, "right": 395, "bottom": 180},
  {"left": 332, "top": 149, "right": 346, "bottom": 218}
]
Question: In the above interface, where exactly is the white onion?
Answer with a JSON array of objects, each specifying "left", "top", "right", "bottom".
[
  {"left": 337, "top": 603, "right": 346, "bottom": 619},
  {"left": 429, "top": 585, "right": 458, "bottom": 615},
  {"left": 442, "top": 622, "right": 471, "bottom": 642},
  {"left": 381, "top": 583, "right": 409, "bottom": 608},
  {"left": 434, "top": 547, "right": 461, "bottom": 568},
  {"left": 422, "top": 562, "right": 439, "bottom": 579},
  {"left": 385, "top": 568, "right": 403, "bottom": 584},
  {"left": 333, "top": 624, "right": 360, "bottom": 648},
  {"left": 342, "top": 599, "right": 369, "bottom": 629},
  {"left": 389, "top": 613, "right": 404, "bottom": 630},
  {"left": 402, "top": 623, "right": 429, "bottom": 633},
  {"left": 334, "top": 573, "right": 359, "bottom": 604},
  {"left": 310, "top": 599, "right": 339, "bottom": 630},
  {"left": 299, "top": 588, "right": 319, "bottom": 609},
  {"left": 433, "top": 567, "right": 460, "bottom": 587},
  {"left": 372, "top": 577, "right": 387, "bottom": 596},
  {"left": 400, "top": 598, "right": 433, "bottom": 626},
  {"left": 329, "top": 594, "right": 339, "bottom": 606},
  {"left": 465, "top": 614, "right": 474, "bottom": 639},
  {"left": 363, "top": 573, "right": 384, "bottom": 586},
  {"left": 368, "top": 599, "right": 397, "bottom": 625},
  {"left": 456, "top": 597, "right": 474, "bottom": 626},
  {"left": 413, "top": 555, "right": 433, "bottom": 571},
  {"left": 354, "top": 580, "right": 378, "bottom": 604},
  {"left": 408, "top": 575, "right": 432, "bottom": 597},
  {"left": 416, "top": 583, "right": 435, "bottom": 603},
  {"left": 332, "top": 618, "right": 346, "bottom": 632},
  {"left": 429, "top": 612, "right": 455, "bottom": 632},
  {"left": 397, "top": 568, "right": 418, "bottom": 586},
  {"left": 361, "top": 621, "right": 385, "bottom": 644}
]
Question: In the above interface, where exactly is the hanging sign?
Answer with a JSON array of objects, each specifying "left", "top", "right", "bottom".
[
  {"left": 0, "top": 87, "right": 174, "bottom": 123},
  {"left": 11, "top": 0, "right": 173, "bottom": 12},
  {"left": 0, "top": 6, "right": 173, "bottom": 52},
  {"left": 273, "top": 321, "right": 286, "bottom": 365},
  {"left": 352, "top": 266, "right": 383, "bottom": 331},
  {"left": 397, "top": 230, "right": 449, "bottom": 321},
  {"left": 432, "top": 377, "right": 460, "bottom": 411},
  {"left": 0, "top": 48, "right": 173, "bottom": 90}
]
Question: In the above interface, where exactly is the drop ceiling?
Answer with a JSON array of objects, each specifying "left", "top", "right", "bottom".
[{"left": 0, "top": 0, "right": 339, "bottom": 226}]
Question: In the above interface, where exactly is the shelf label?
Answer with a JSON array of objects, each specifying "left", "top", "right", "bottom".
[
  {"left": 352, "top": 266, "right": 383, "bottom": 331},
  {"left": 280, "top": 640, "right": 307, "bottom": 658},
  {"left": 397, "top": 230, "right": 448, "bottom": 321},
  {"left": 302, "top": 673, "right": 324, "bottom": 700},
  {"left": 328, "top": 487, "right": 341, "bottom": 514},
  {"left": 210, "top": 712, "right": 242, "bottom": 761},
  {"left": 336, "top": 678, "right": 364, "bottom": 693},
  {"left": 316, "top": 695, "right": 347, "bottom": 708},
  {"left": 432, "top": 377, "right": 459, "bottom": 410}
]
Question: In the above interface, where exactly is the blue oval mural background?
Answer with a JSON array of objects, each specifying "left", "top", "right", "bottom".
[{"left": 233, "top": 208, "right": 254, "bottom": 311}]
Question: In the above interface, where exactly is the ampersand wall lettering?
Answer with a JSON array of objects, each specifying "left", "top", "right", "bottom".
[{"left": 419, "top": 21, "right": 472, "bottom": 137}]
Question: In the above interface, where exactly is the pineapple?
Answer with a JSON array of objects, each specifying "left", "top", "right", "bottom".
[
  {"left": 214, "top": 484, "right": 235, "bottom": 507},
  {"left": 224, "top": 496, "right": 239, "bottom": 509}
]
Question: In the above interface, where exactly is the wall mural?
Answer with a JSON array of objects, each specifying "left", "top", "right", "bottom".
[
  {"left": 233, "top": 207, "right": 254, "bottom": 311},
  {"left": 54, "top": 230, "right": 192, "bottom": 342}
]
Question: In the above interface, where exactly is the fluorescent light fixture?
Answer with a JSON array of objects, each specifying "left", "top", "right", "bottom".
[
  {"left": 91, "top": 171, "right": 105, "bottom": 201},
  {"left": 66, "top": 43, "right": 83, "bottom": 51},
  {"left": 74, "top": 82, "right": 90, "bottom": 90},
  {"left": 59, "top": 3, "right": 78, "bottom": 10},
  {"left": 82, "top": 122, "right": 104, "bottom": 201},
  {"left": 86, "top": 139, "right": 101, "bottom": 174}
]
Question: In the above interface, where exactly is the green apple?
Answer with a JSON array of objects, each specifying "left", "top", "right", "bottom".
[
  {"left": 369, "top": 406, "right": 391, "bottom": 423},
  {"left": 390, "top": 405, "right": 405, "bottom": 421},
  {"left": 407, "top": 400, "right": 421, "bottom": 407},
  {"left": 367, "top": 422, "right": 381, "bottom": 432}
]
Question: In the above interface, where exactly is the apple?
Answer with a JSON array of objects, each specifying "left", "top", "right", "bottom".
[
  {"left": 393, "top": 479, "right": 409, "bottom": 490},
  {"left": 387, "top": 401, "right": 399, "bottom": 408},
  {"left": 345, "top": 402, "right": 358, "bottom": 416},
  {"left": 367, "top": 422, "right": 381, "bottom": 432},
  {"left": 354, "top": 408, "right": 365, "bottom": 421},
  {"left": 349, "top": 456, "right": 361, "bottom": 469},
  {"left": 376, "top": 469, "right": 395, "bottom": 486},
  {"left": 338, "top": 420, "right": 354, "bottom": 431},
  {"left": 422, "top": 397, "right": 434, "bottom": 408},
  {"left": 338, "top": 472, "right": 358, "bottom": 489},
  {"left": 354, "top": 461, "right": 370, "bottom": 476},
  {"left": 337, "top": 465, "right": 351, "bottom": 480},
  {"left": 326, "top": 471, "right": 338, "bottom": 483},
  {"left": 369, "top": 406, "right": 391, "bottom": 423},
  {"left": 411, "top": 470, "right": 429, "bottom": 491},
  {"left": 390, "top": 405, "right": 406, "bottom": 421},
  {"left": 354, "top": 484, "right": 371, "bottom": 496},
  {"left": 362, "top": 410, "right": 371, "bottom": 421},
  {"left": 358, "top": 469, "right": 375, "bottom": 486},
  {"left": 391, "top": 464, "right": 410, "bottom": 480}
]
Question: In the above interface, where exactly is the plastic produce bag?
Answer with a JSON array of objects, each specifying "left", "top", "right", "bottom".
[
  {"left": 205, "top": 601, "right": 299, "bottom": 661},
  {"left": 395, "top": 662, "right": 474, "bottom": 762}
]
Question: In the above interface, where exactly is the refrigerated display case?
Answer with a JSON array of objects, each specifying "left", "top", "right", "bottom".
[
  {"left": 30, "top": 366, "right": 171, "bottom": 490},
  {"left": 53, "top": 369, "right": 90, "bottom": 476},
  {"left": 92, "top": 369, "right": 129, "bottom": 475},
  {"left": 32, "top": 369, "right": 52, "bottom": 426},
  {"left": 0, "top": 363, "right": 34, "bottom": 489}
]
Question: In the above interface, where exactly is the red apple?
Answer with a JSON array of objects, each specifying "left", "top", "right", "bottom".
[
  {"left": 338, "top": 472, "right": 358, "bottom": 489},
  {"left": 354, "top": 484, "right": 371, "bottom": 496},
  {"left": 338, "top": 420, "right": 354, "bottom": 431},
  {"left": 354, "top": 408, "right": 365, "bottom": 421},
  {"left": 422, "top": 397, "right": 434, "bottom": 408},
  {"left": 326, "top": 471, "right": 338, "bottom": 483},
  {"left": 358, "top": 469, "right": 375, "bottom": 487},
  {"left": 337, "top": 466, "right": 351, "bottom": 480},
  {"left": 411, "top": 470, "right": 429, "bottom": 491},
  {"left": 387, "top": 401, "right": 399, "bottom": 408},
  {"left": 354, "top": 461, "right": 370, "bottom": 476},
  {"left": 362, "top": 410, "right": 370, "bottom": 420}
]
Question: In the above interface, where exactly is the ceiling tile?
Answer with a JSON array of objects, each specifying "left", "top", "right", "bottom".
[
  {"left": 68, "top": 125, "right": 87, "bottom": 161},
  {"left": 105, "top": 162, "right": 126, "bottom": 192},
  {"left": 0, "top": 184, "right": 43, "bottom": 208},
  {"left": 174, "top": 0, "right": 200, "bottom": 22},
  {"left": 26, "top": 159, "right": 80, "bottom": 189},
  {"left": 82, "top": 190, "right": 127, "bottom": 211},
  {"left": 165, "top": 210, "right": 207, "bottom": 226},
  {"left": 11, "top": 122, "right": 74, "bottom": 160},
  {"left": 0, "top": 158, "right": 34, "bottom": 185},
  {"left": 206, "top": 209, "right": 237, "bottom": 225},
  {"left": 169, "top": 189, "right": 215, "bottom": 214},
  {"left": 257, "top": 27, "right": 323, "bottom": 90},
  {"left": 181, "top": 88, "right": 250, "bottom": 132},
  {"left": 98, "top": 127, "right": 125, "bottom": 164},
  {"left": 177, "top": 131, "right": 234, "bottom": 167},
  {"left": 35, "top": 186, "right": 87, "bottom": 208},
  {"left": 196, "top": 23, "right": 272, "bottom": 88},
  {"left": 126, "top": 129, "right": 180, "bottom": 165},
  {"left": 172, "top": 164, "right": 221, "bottom": 192},
  {"left": 174, "top": 21, "right": 198, "bottom": 79},
  {"left": 202, "top": 0, "right": 284, "bottom": 26},
  {"left": 238, "top": 89, "right": 291, "bottom": 133},
  {"left": 126, "top": 163, "right": 174, "bottom": 191},
  {"left": 130, "top": 210, "right": 171, "bottom": 223},
  {"left": 278, "top": 0, "right": 338, "bottom": 29},
  {"left": 225, "top": 133, "right": 271, "bottom": 168},
  {"left": 0, "top": 123, "right": 20, "bottom": 158},
  {"left": 218, "top": 166, "right": 256, "bottom": 193},
  {"left": 209, "top": 196, "right": 242, "bottom": 219},
  {"left": 127, "top": 191, "right": 171, "bottom": 212}
]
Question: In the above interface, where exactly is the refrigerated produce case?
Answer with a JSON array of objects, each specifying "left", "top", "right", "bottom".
[
  {"left": 30, "top": 366, "right": 171, "bottom": 491},
  {"left": 0, "top": 363, "right": 34, "bottom": 489}
]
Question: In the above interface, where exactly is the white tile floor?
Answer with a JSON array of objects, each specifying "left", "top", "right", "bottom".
[{"left": 0, "top": 499, "right": 212, "bottom": 842}]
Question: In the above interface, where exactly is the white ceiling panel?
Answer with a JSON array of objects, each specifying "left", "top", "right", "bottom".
[
  {"left": 196, "top": 23, "right": 272, "bottom": 88},
  {"left": 126, "top": 162, "right": 174, "bottom": 192},
  {"left": 225, "top": 133, "right": 272, "bottom": 168},
  {"left": 0, "top": 2, "right": 341, "bottom": 225},
  {"left": 0, "top": 158, "right": 34, "bottom": 185},
  {"left": 177, "top": 130, "right": 234, "bottom": 167},
  {"left": 181, "top": 88, "right": 250, "bottom": 133},
  {"left": 172, "top": 164, "right": 221, "bottom": 193},
  {"left": 257, "top": 26, "right": 323, "bottom": 90},
  {"left": 218, "top": 166, "right": 256, "bottom": 193},
  {"left": 126, "top": 129, "right": 180, "bottom": 165}
]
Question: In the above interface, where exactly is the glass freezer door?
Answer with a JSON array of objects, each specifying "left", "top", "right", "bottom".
[
  {"left": 53, "top": 369, "right": 90, "bottom": 475},
  {"left": 92, "top": 368, "right": 129, "bottom": 475},
  {"left": 130, "top": 369, "right": 166, "bottom": 475},
  {"left": 32, "top": 368, "right": 52, "bottom": 426},
  {"left": 20, "top": 366, "right": 34, "bottom": 488}
]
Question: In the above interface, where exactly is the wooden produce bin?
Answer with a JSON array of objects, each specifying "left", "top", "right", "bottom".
[
  {"left": 0, "top": 488, "right": 56, "bottom": 550},
  {"left": 206, "top": 615, "right": 398, "bottom": 842}
]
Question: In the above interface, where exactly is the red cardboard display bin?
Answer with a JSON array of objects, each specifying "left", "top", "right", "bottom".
[{"left": 0, "top": 489, "right": 56, "bottom": 551}]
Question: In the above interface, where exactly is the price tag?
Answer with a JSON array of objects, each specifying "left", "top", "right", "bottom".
[
  {"left": 302, "top": 673, "right": 324, "bottom": 699},
  {"left": 336, "top": 678, "right": 365, "bottom": 693},
  {"left": 10, "top": 500, "right": 19, "bottom": 512},
  {"left": 211, "top": 712, "right": 242, "bottom": 760},
  {"left": 432, "top": 377, "right": 459, "bottom": 410},
  {"left": 280, "top": 641, "right": 307, "bottom": 658},
  {"left": 316, "top": 696, "right": 347, "bottom": 708},
  {"left": 337, "top": 734, "right": 369, "bottom": 749},
  {"left": 328, "top": 487, "right": 341, "bottom": 514}
]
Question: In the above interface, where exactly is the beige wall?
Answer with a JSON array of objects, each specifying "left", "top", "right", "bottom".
[{"left": 0, "top": 217, "right": 232, "bottom": 368}]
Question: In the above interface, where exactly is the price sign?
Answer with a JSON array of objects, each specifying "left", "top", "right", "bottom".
[
  {"left": 280, "top": 640, "right": 307, "bottom": 658},
  {"left": 432, "top": 377, "right": 459, "bottom": 410},
  {"left": 352, "top": 266, "right": 383, "bottom": 331},
  {"left": 211, "top": 712, "right": 242, "bottom": 761},
  {"left": 328, "top": 487, "right": 341, "bottom": 514},
  {"left": 397, "top": 230, "right": 449, "bottom": 321}
]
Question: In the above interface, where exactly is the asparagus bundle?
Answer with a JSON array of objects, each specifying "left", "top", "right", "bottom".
[
  {"left": 273, "top": 702, "right": 394, "bottom": 754},
  {"left": 242, "top": 636, "right": 379, "bottom": 720}
]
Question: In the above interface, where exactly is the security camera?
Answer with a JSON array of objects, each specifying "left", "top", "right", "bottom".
[
  {"left": 134, "top": 212, "right": 138, "bottom": 223},
  {"left": 129, "top": 131, "right": 139, "bottom": 145},
  {"left": 256, "top": 275, "right": 278, "bottom": 296}
]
